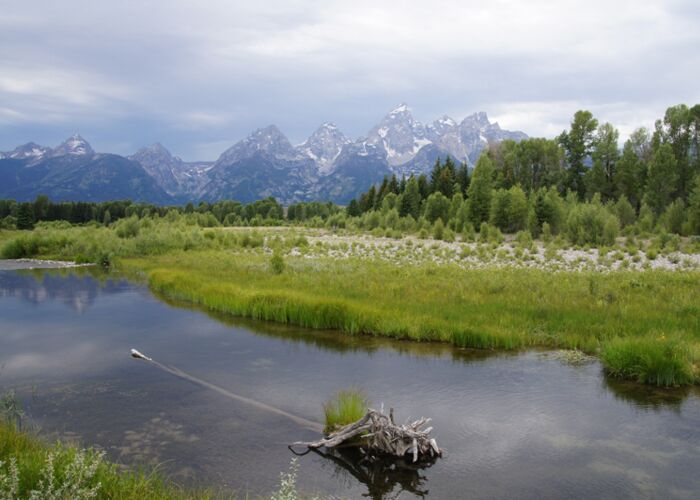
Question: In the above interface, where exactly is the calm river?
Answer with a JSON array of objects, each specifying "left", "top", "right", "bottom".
[{"left": 1, "top": 266, "right": 699, "bottom": 498}]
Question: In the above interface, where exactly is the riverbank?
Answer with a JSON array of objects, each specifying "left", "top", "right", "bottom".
[
  {"left": 121, "top": 249, "right": 700, "bottom": 387},
  {"left": 0, "top": 421, "right": 220, "bottom": 499},
  {"left": 2, "top": 223, "right": 699, "bottom": 386}
]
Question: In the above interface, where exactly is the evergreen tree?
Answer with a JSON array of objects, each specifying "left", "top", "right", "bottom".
[
  {"left": 399, "top": 175, "right": 407, "bottom": 194},
  {"left": 467, "top": 154, "right": 495, "bottom": 226},
  {"left": 456, "top": 162, "right": 470, "bottom": 194},
  {"left": 346, "top": 199, "right": 361, "bottom": 217},
  {"left": 376, "top": 177, "right": 389, "bottom": 205},
  {"left": 387, "top": 174, "right": 399, "bottom": 194},
  {"left": 16, "top": 203, "right": 35, "bottom": 230},
  {"left": 417, "top": 174, "right": 430, "bottom": 200},
  {"left": 399, "top": 177, "right": 421, "bottom": 219},
  {"left": 33, "top": 195, "right": 50, "bottom": 221},
  {"left": 644, "top": 143, "right": 679, "bottom": 215}
]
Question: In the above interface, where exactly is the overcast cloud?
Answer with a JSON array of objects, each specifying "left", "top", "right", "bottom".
[{"left": 1, "top": 0, "right": 699, "bottom": 160}]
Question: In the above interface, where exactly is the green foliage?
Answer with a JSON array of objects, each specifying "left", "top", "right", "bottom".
[
  {"left": 660, "top": 199, "right": 686, "bottom": 234},
  {"left": 566, "top": 203, "right": 620, "bottom": 246},
  {"left": 467, "top": 155, "right": 495, "bottom": 226},
  {"left": 489, "top": 185, "right": 528, "bottom": 233},
  {"left": 558, "top": 110, "right": 598, "bottom": 198},
  {"left": 125, "top": 250, "right": 700, "bottom": 388},
  {"left": 270, "top": 251, "right": 285, "bottom": 274},
  {"left": 424, "top": 192, "right": 450, "bottom": 223},
  {"left": 601, "top": 336, "right": 698, "bottom": 387},
  {"left": 16, "top": 204, "right": 35, "bottom": 230},
  {"left": 0, "top": 423, "right": 214, "bottom": 499},
  {"left": 689, "top": 176, "right": 700, "bottom": 234},
  {"left": 323, "top": 390, "right": 368, "bottom": 432},
  {"left": 614, "top": 195, "right": 636, "bottom": 228},
  {"left": 645, "top": 143, "right": 679, "bottom": 215},
  {"left": 432, "top": 219, "right": 445, "bottom": 240},
  {"left": 615, "top": 140, "right": 645, "bottom": 207}
]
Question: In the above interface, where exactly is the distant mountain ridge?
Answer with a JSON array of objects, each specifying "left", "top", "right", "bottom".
[{"left": 0, "top": 105, "right": 526, "bottom": 204}]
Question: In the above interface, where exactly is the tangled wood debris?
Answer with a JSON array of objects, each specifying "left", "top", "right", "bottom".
[{"left": 291, "top": 408, "right": 441, "bottom": 463}]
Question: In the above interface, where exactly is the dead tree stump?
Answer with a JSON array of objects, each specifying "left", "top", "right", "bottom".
[{"left": 291, "top": 408, "right": 441, "bottom": 463}]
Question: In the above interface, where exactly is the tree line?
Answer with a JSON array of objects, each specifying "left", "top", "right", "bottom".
[
  {"left": 344, "top": 104, "right": 700, "bottom": 240},
  {"left": 0, "top": 196, "right": 288, "bottom": 230}
]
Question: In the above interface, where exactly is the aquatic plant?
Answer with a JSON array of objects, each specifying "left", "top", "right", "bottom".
[
  {"left": 601, "top": 336, "right": 699, "bottom": 386},
  {"left": 323, "top": 390, "right": 368, "bottom": 432}
]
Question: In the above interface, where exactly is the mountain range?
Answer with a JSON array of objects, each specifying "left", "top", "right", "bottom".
[{"left": 0, "top": 104, "right": 526, "bottom": 204}]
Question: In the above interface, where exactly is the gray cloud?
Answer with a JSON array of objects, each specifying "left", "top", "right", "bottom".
[{"left": 1, "top": 0, "right": 698, "bottom": 160}]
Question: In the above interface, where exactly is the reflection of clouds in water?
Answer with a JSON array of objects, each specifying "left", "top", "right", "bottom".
[
  {"left": 1, "top": 341, "right": 123, "bottom": 379},
  {"left": 0, "top": 270, "right": 129, "bottom": 313},
  {"left": 249, "top": 357, "right": 275, "bottom": 370}
]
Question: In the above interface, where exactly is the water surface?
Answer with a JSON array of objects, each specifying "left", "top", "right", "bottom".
[{"left": 1, "top": 268, "right": 699, "bottom": 498}]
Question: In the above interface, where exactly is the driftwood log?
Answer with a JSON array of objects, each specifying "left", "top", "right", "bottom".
[{"left": 291, "top": 408, "right": 441, "bottom": 463}]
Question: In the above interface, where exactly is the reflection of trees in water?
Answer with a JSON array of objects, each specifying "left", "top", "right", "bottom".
[
  {"left": 312, "top": 446, "right": 437, "bottom": 499},
  {"left": 0, "top": 268, "right": 127, "bottom": 313},
  {"left": 602, "top": 377, "right": 697, "bottom": 411}
]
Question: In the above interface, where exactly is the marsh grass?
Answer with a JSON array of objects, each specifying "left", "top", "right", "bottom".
[
  {"left": 0, "top": 422, "right": 223, "bottom": 499},
  {"left": 4, "top": 223, "right": 700, "bottom": 387},
  {"left": 601, "top": 336, "right": 699, "bottom": 387},
  {"left": 323, "top": 390, "right": 368, "bottom": 433}
]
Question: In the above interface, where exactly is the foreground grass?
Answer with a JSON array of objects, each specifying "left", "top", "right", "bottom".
[
  {"left": 0, "top": 422, "right": 219, "bottom": 499},
  {"left": 119, "top": 250, "right": 700, "bottom": 387}
]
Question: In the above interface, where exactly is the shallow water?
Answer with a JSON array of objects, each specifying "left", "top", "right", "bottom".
[{"left": 1, "top": 268, "right": 699, "bottom": 499}]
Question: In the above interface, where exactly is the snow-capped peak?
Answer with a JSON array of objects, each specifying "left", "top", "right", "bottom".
[
  {"left": 6, "top": 142, "right": 51, "bottom": 160},
  {"left": 366, "top": 103, "right": 431, "bottom": 166},
  {"left": 217, "top": 124, "right": 301, "bottom": 164},
  {"left": 298, "top": 122, "right": 350, "bottom": 174},
  {"left": 52, "top": 134, "right": 94, "bottom": 157},
  {"left": 389, "top": 103, "right": 410, "bottom": 115}
]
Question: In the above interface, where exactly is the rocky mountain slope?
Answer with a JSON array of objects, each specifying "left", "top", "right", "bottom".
[{"left": 1, "top": 105, "right": 526, "bottom": 204}]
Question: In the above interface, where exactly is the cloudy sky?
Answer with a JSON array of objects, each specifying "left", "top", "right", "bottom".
[{"left": 1, "top": 0, "right": 699, "bottom": 160}]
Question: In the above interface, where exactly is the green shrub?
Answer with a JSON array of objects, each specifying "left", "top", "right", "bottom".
[
  {"left": 269, "top": 252, "right": 285, "bottom": 274},
  {"left": 541, "top": 222, "right": 552, "bottom": 243},
  {"left": 432, "top": 220, "right": 445, "bottom": 240},
  {"left": 566, "top": 203, "right": 620, "bottom": 246}
]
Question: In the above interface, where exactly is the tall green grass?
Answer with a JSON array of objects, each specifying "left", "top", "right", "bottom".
[
  {"left": 3, "top": 222, "right": 700, "bottom": 387},
  {"left": 323, "top": 390, "right": 368, "bottom": 433},
  {"left": 601, "top": 336, "right": 699, "bottom": 386},
  {"left": 120, "top": 251, "right": 700, "bottom": 387},
  {"left": 0, "top": 422, "right": 223, "bottom": 499}
]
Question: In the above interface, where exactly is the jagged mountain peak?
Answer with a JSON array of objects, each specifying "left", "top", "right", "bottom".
[
  {"left": 217, "top": 124, "right": 302, "bottom": 165},
  {"left": 367, "top": 103, "right": 429, "bottom": 166},
  {"left": 298, "top": 122, "right": 351, "bottom": 174},
  {"left": 52, "top": 134, "right": 94, "bottom": 157},
  {"left": 5, "top": 142, "right": 51, "bottom": 160},
  {"left": 389, "top": 102, "right": 410, "bottom": 115},
  {"left": 461, "top": 111, "right": 491, "bottom": 129},
  {"left": 131, "top": 143, "right": 176, "bottom": 163}
]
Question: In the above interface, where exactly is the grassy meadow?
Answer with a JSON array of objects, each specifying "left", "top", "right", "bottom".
[{"left": 1, "top": 220, "right": 699, "bottom": 387}]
